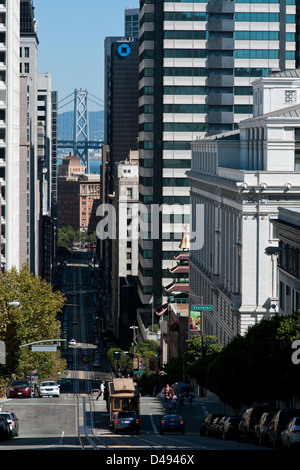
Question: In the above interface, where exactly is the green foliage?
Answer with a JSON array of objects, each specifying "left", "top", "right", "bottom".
[
  {"left": 201, "top": 313, "right": 300, "bottom": 413},
  {"left": 57, "top": 226, "right": 76, "bottom": 252},
  {"left": 107, "top": 347, "right": 132, "bottom": 376},
  {"left": 107, "top": 339, "right": 159, "bottom": 376},
  {"left": 0, "top": 265, "right": 66, "bottom": 380},
  {"left": 57, "top": 227, "right": 97, "bottom": 252}
]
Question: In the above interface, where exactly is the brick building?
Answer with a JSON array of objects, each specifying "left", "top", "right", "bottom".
[{"left": 57, "top": 153, "right": 100, "bottom": 233}]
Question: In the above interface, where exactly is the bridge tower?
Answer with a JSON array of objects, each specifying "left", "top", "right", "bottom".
[{"left": 73, "top": 89, "right": 90, "bottom": 172}]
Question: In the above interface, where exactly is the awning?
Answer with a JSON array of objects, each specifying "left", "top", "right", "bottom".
[
  {"left": 155, "top": 303, "right": 169, "bottom": 316},
  {"left": 168, "top": 265, "right": 189, "bottom": 274},
  {"left": 174, "top": 252, "right": 189, "bottom": 261},
  {"left": 164, "top": 282, "right": 189, "bottom": 293}
]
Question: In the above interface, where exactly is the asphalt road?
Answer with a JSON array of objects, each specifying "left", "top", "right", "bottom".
[{"left": 0, "top": 250, "right": 276, "bottom": 458}]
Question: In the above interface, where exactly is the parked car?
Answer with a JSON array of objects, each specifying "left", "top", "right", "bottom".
[
  {"left": 38, "top": 381, "right": 60, "bottom": 398},
  {"left": 281, "top": 417, "right": 300, "bottom": 451},
  {"left": 0, "top": 415, "right": 11, "bottom": 441},
  {"left": 216, "top": 416, "right": 230, "bottom": 439},
  {"left": 114, "top": 411, "right": 140, "bottom": 435},
  {"left": 200, "top": 414, "right": 223, "bottom": 437},
  {"left": 268, "top": 409, "right": 300, "bottom": 448},
  {"left": 254, "top": 411, "right": 277, "bottom": 445},
  {"left": 210, "top": 416, "right": 224, "bottom": 438},
  {"left": 160, "top": 414, "right": 185, "bottom": 435},
  {"left": 222, "top": 417, "right": 241, "bottom": 440},
  {"left": 0, "top": 412, "right": 19, "bottom": 438},
  {"left": 238, "top": 406, "right": 273, "bottom": 442},
  {"left": 8, "top": 380, "right": 32, "bottom": 398}
]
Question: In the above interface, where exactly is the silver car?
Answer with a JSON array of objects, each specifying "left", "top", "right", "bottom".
[
  {"left": 0, "top": 411, "right": 19, "bottom": 437},
  {"left": 281, "top": 417, "right": 300, "bottom": 450}
]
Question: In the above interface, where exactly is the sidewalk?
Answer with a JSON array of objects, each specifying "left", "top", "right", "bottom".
[{"left": 161, "top": 390, "right": 234, "bottom": 418}]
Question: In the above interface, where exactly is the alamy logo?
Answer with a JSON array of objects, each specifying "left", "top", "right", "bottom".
[
  {"left": 291, "top": 340, "right": 300, "bottom": 365},
  {"left": 95, "top": 202, "right": 205, "bottom": 250}
]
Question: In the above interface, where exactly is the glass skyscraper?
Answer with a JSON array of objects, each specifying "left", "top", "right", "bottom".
[{"left": 138, "top": 0, "right": 297, "bottom": 306}]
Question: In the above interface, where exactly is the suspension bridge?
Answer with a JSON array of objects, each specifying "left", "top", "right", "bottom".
[{"left": 57, "top": 89, "right": 104, "bottom": 172}]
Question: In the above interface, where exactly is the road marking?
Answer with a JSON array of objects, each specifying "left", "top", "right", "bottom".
[{"left": 150, "top": 414, "right": 158, "bottom": 434}]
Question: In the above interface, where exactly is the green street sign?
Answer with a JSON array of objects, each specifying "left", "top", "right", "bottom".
[{"left": 191, "top": 305, "right": 213, "bottom": 311}]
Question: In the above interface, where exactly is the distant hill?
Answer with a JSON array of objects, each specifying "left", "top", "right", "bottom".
[{"left": 58, "top": 110, "right": 104, "bottom": 141}]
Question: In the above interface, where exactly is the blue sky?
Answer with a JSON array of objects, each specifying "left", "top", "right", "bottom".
[{"left": 33, "top": 0, "right": 138, "bottom": 110}]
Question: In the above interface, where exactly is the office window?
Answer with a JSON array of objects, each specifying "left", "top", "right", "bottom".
[
  {"left": 235, "top": 31, "right": 279, "bottom": 40},
  {"left": 164, "top": 12, "right": 208, "bottom": 21},
  {"left": 235, "top": 12, "right": 279, "bottom": 22},
  {"left": 235, "top": 49, "right": 279, "bottom": 59}
]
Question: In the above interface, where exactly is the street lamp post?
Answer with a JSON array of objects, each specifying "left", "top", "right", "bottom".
[{"left": 130, "top": 326, "right": 138, "bottom": 375}]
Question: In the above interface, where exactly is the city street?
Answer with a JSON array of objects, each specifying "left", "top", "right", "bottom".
[{"left": 0, "top": 251, "right": 275, "bottom": 455}]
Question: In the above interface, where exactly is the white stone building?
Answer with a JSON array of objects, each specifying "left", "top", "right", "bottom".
[
  {"left": 272, "top": 207, "right": 300, "bottom": 316},
  {"left": 2, "top": 0, "right": 21, "bottom": 270},
  {"left": 187, "top": 70, "right": 300, "bottom": 345},
  {"left": 111, "top": 150, "right": 139, "bottom": 339}
]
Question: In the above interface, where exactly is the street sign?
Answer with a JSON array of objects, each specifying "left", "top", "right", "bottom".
[
  {"left": 191, "top": 305, "right": 213, "bottom": 311},
  {"left": 32, "top": 345, "right": 57, "bottom": 352}
]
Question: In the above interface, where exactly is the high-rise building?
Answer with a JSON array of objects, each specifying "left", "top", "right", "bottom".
[
  {"left": 37, "top": 73, "right": 55, "bottom": 282},
  {"left": 1, "top": 0, "right": 21, "bottom": 271},
  {"left": 20, "top": 0, "right": 39, "bottom": 274},
  {"left": 105, "top": 38, "right": 139, "bottom": 183},
  {"left": 125, "top": 7, "right": 139, "bottom": 39},
  {"left": 138, "top": 0, "right": 297, "bottom": 307},
  {"left": 102, "top": 35, "right": 139, "bottom": 305},
  {"left": 109, "top": 150, "right": 140, "bottom": 340}
]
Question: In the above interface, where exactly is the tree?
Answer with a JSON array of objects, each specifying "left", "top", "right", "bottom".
[
  {"left": 57, "top": 226, "right": 76, "bottom": 253},
  {"left": 184, "top": 335, "right": 222, "bottom": 393},
  {"left": 0, "top": 265, "right": 66, "bottom": 380},
  {"left": 205, "top": 335, "right": 250, "bottom": 415}
]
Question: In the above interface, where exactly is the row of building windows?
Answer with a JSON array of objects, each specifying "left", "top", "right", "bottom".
[
  {"left": 146, "top": 49, "right": 295, "bottom": 60},
  {"left": 140, "top": 176, "right": 190, "bottom": 187},
  {"left": 161, "top": 67, "right": 273, "bottom": 77},
  {"left": 235, "top": 49, "right": 295, "bottom": 60},
  {"left": 144, "top": 30, "right": 295, "bottom": 42},
  {"left": 141, "top": 85, "right": 254, "bottom": 97},
  {"left": 142, "top": 104, "right": 253, "bottom": 115},
  {"left": 139, "top": 194, "right": 190, "bottom": 205},
  {"left": 165, "top": 0, "right": 295, "bottom": 2},
  {"left": 140, "top": 158, "right": 191, "bottom": 169},
  {"left": 164, "top": 12, "right": 208, "bottom": 21},
  {"left": 236, "top": 13, "right": 295, "bottom": 23},
  {"left": 143, "top": 11, "right": 294, "bottom": 24}
]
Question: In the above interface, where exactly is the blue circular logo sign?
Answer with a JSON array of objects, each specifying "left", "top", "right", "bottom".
[{"left": 118, "top": 43, "right": 131, "bottom": 58}]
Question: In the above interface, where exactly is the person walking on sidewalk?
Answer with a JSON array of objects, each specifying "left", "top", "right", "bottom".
[
  {"left": 96, "top": 381, "right": 105, "bottom": 400},
  {"left": 178, "top": 390, "right": 185, "bottom": 408},
  {"left": 188, "top": 389, "right": 195, "bottom": 407}
]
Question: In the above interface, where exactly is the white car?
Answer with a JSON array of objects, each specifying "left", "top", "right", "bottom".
[
  {"left": 38, "top": 381, "right": 60, "bottom": 398},
  {"left": 69, "top": 338, "right": 77, "bottom": 346}
]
